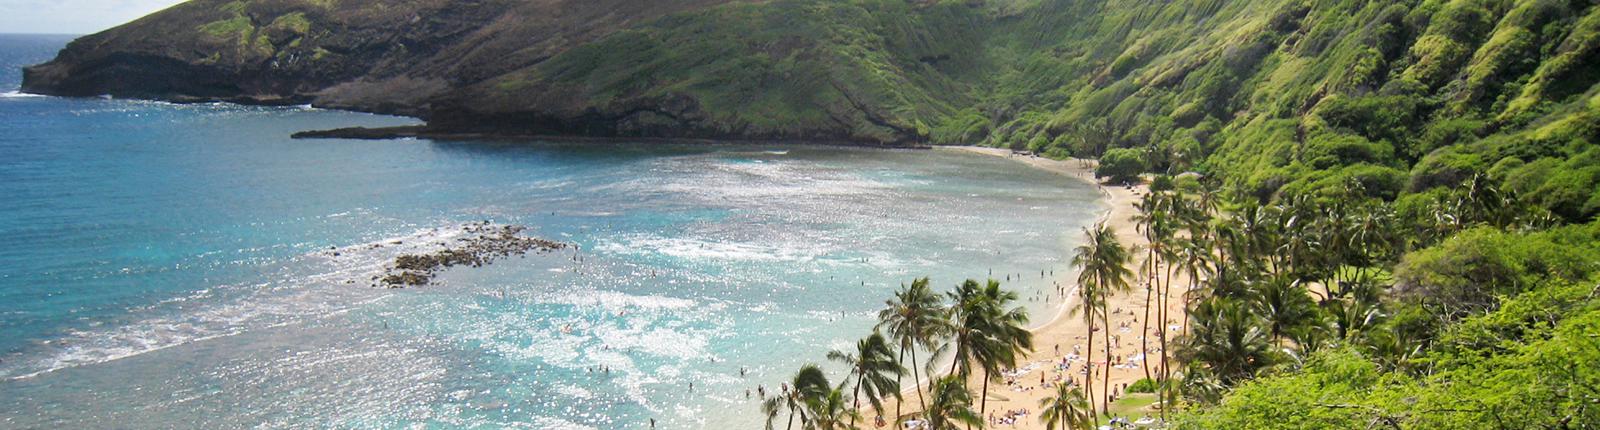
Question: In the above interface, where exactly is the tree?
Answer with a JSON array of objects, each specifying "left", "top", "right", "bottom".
[
  {"left": 977, "top": 280, "right": 1032, "bottom": 416},
  {"left": 828, "top": 332, "right": 903, "bottom": 427},
  {"left": 1252, "top": 276, "right": 1320, "bottom": 348},
  {"left": 947, "top": 279, "right": 1032, "bottom": 417},
  {"left": 1177, "top": 298, "right": 1277, "bottom": 385},
  {"left": 1096, "top": 147, "right": 1146, "bottom": 184},
  {"left": 763, "top": 364, "right": 831, "bottom": 430},
  {"left": 1072, "top": 223, "right": 1135, "bottom": 414},
  {"left": 878, "top": 277, "right": 948, "bottom": 415},
  {"left": 1038, "top": 382, "right": 1093, "bottom": 430},
  {"left": 945, "top": 279, "right": 985, "bottom": 378},
  {"left": 805, "top": 385, "right": 863, "bottom": 430},
  {"left": 923, "top": 375, "right": 983, "bottom": 430},
  {"left": 1134, "top": 191, "right": 1178, "bottom": 383}
]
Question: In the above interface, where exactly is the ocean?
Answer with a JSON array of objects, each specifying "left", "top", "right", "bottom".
[{"left": 0, "top": 34, "right": 1101, "bottom": 428}]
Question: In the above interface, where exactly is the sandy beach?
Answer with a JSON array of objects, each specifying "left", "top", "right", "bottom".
[{"left": 869, "top": 146, "right": 1180, "bottom": 429}]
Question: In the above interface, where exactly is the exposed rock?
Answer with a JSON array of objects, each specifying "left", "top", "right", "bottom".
[
  {"left": 291, "top": 126, "right": 427, "bottom": 140},
  {"left": 377, "top": 223, "right": 568, "bottom": 288},
  {"left": 19, "top": 0, "right": 933, "bottom": 145}
]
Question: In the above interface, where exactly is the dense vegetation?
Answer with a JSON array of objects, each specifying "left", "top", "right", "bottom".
[{"left": 1130, "top": 175, "right": 1600, "bottom": 429}]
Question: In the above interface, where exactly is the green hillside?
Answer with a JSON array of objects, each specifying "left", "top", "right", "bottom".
[
  {"left": 26, "top": 0, "right": 1600, "bottom": 218},
  {"left": 445, "top": 0, "right": 1600, "bottom": 220},
  {"left": 22, "top": 0, "right": 1600, "bottom": 426}
]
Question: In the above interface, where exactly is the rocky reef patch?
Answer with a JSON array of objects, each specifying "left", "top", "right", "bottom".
[{"left": 374, "top": 222, "right": 568, "bottom": 288}]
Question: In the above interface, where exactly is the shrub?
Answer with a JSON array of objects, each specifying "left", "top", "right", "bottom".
[
  {"left": 1126, "top": 378, "right": 1157, "bottom": 393},
  {"left": 1096, "top": 147, "right": 1146, "bottom": 184}
]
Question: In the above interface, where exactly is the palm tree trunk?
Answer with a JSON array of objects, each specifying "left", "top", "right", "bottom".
[
  {"left": 1181, "top": 268, "right": 1197, "bottom": 337},
  {"left": 1102, "top": 309, "right": 1113, "bottom": 415},
  {"left": 1085, "top": 318, "right": 1096, "bottom": 422},
  {"left": 895, "top": 347, "right": 905, "bottom": 421},
  {"left": 851, "top": 373, "right": 863, "bottom": 427},
  {"left": 787, "top": 404, "right": 796, "bottom": 430},
  {"left": 947, "top": 339, "right": 962, "bottom": 377},
  {"left": 1159, "top": 262, "right": 1174, "bottom": 423},
  {"left": 911, "top": 345, "right": 927, "bottom": 413},
  {"left": 1141, "top": 262, "right": 1153, "bottom": 383},
  {"left": 980, "top": 367, "right": 990, "bottom": 416}
]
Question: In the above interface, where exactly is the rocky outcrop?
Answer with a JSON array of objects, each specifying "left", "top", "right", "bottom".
[
  {"left": 20, "top": 0, "right": 932, "bottom": 144},
  {"left": 376, "top": 223, "right": 568, "bottom": 288}
]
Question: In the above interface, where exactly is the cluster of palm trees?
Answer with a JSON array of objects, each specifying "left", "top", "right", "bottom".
[
  {"left": 757, "top": 171, "right": 1549, "bottom": 428},
  {"left": 762, "top": 277, "right": 1092, "bottom": 429},
  {"left": 1135, "top": 174, "right": 1556, "bottom": 406},
  {"left": 1067, "top": 222, "right": 1133, "bottom": 421},
  {"left": 1130, "top": 179, "right": 1402, "bottom": 406}
]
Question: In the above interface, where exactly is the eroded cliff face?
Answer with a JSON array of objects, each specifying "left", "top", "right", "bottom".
[
  {"left": 21, "top": 0, "right": 934, "bottom": 144},
  {"left": 21, "top": 0, "right": 752, "bottom": 117}
]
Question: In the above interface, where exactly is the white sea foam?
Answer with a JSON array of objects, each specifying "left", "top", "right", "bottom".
[
  {"left": 517, "top": 417, "right": 599, "bottom": 430},
  {"left": 597, "top": 235, "right": 827, "bottom": 264},
  {"left": 547, "top": 289, "right": 698, "bottom": 311},
  {"left": 1, "top": 90, "right": 44, "bottom": 98},
  {"left": 0, "top": 222, "right": 527, "bottom": 381},
  {"left": 552, "top": 383, "right": 594, "bottom": 399}
]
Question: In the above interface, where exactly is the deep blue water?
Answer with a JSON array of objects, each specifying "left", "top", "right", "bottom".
[{"left": 0, "top": 34, "right": 1101, "bottom": 428}]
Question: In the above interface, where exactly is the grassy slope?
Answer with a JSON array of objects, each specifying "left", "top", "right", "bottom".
[
  {"left": 459, "top": 0, "right": 1599, "bottom": 218},
  {"left": 979, "top": 0, "right": 1600, "bottom": 220},
  {"left": 452, "top": 0, "right": 996, "bottom": 142},
  {"left": 29, "top": 0, "right": 1600, "bottom": 215}
]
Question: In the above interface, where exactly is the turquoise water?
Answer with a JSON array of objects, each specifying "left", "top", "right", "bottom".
[{"left": 0, "top": 35, "right": 1101, "bottom": 428}]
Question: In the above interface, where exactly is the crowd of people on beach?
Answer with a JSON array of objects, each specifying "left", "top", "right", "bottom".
[{"left": 990, "top": 408, "right": 1031, "bottom": 427}]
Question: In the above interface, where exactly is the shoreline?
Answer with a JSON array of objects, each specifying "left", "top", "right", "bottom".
[
  {"left": 873, "top": 146, "right": 1167, "bottom": 428},
  {"left": 289, "top": 125, "right": 932, "bottom": 148},
  {"left": 940, "top": 146, "right": 1126, "bottom": 332}
]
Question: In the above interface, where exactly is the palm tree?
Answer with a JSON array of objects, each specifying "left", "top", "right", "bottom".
[
  {"left": 1133, "top": 191, "right": 1175, "bottom": 384},
  {"left": 976, "top": 280, "right": 1031, "bottom": 416},
  {"left": 1325, "top": 295, "right": 1383, "bottom": 343},
  {"left": 923, "top": 375, "right": 983, "bottom": 430},
  {"left": 763, "top": 364, "right": 831, "bottom": 430},
  {"left": 1153, "top": 228, "right": 1184, "bottom": 422},
  {"left": 1072, "top": 223, "right": 1134, "bottom": 414},
  {"left": 806, "top": 385, "right": 863, "bottom": 430},
  {"left": 1038, "top": 382, "right": 1093, "bottom": 430},
  {"left": 877, "top": 277, "right": 947, "bottom": 415},
  {"left": 1173, "top": 236, "right": 1213, "bottom": 328},
  {"left": 1287, "top": 318, "right": 1332, "bottom": 357},
  {"left": 1069, "top": 241, "right": 1102, "bottom": 418},
  {"left": 1133, "top": 193, "right": 1158, "bottom": 384},
  {"left": 1252, "top": 276, "right": 1319, "bottom": 348},
  {"left": 1176, "top": 298, "right": 1277, "bottom": 385},
  {"left": 828, "top": 332, "right": 903, "bottom": 427},
  {"left": 946, "top": 279, "right": 1032, "bottom": 417},
  {"left": 944, "top": 279, "right": 984, "bottom": 383}
]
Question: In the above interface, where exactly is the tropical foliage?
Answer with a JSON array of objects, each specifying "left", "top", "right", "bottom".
[
  {"left": 766, "top": 276, "right": 1032, "bottom": 429},
  {"left": 1128, "top": 173, "right": 1600, "bottom": 427},
  {"left": 1039, "top": 382, "right": 1094, "bottom": 430}
]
